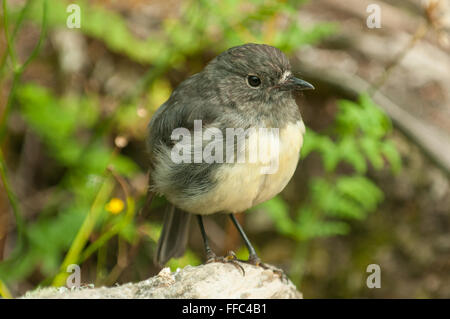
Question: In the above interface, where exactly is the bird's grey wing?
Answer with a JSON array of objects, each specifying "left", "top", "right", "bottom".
[
  {"left": 147, "top": 73, "right": 224, "bottom": 266},
  {"left": 146, "top": 72, "right": 224, "bottom": 168}
]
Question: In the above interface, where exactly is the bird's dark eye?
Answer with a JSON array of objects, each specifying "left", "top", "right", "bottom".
[{"left": 247, "top": 75, "right": 261, "bottom": 87}]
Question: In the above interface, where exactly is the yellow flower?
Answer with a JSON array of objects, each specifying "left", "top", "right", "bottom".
[{"left": 105, "top": 198, "right": 125, "bottom": 215}]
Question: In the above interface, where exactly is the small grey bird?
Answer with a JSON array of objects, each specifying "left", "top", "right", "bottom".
[{"left": 146, "top": 43, "right": 313, "bottom": 269}]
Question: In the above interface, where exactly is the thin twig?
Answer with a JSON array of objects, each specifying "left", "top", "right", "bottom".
[{"left": 369, "top": 22, "right": 428, "bottom": 95}]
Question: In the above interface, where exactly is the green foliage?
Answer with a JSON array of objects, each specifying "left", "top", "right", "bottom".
[
  {"left": 262, "top": 94, "right": 401, "bottom": 241},
  {"left": 302, "top": 94, "right": 401, "bottom": 174},
  {"left": 17, "top": 84, "right": 139, "bottom": 178},
  {"left": 0, "top": 0, "right": 343, "bottom": 291},
  {"left": 26, "top": 0, "right": 334, "bottom": 65},
  {"left": 0, "top": 84, "right": 140, "bottom": 281}
]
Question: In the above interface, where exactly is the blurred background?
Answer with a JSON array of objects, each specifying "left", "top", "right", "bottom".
[{"left": 0, "top": 0, "right": 449, "bottom": 298}]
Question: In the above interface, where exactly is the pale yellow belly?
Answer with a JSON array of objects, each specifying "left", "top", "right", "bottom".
[{"left": 187, "top": 121, "right": 305, "bottom": 215}]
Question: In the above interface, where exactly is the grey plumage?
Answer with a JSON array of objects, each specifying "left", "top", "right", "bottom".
[
  {"left": 148, "top": 43, "right": 311, "bottom": 266},
  {"left": 154, "top": 205, "right": 191, "bottom": 266}
]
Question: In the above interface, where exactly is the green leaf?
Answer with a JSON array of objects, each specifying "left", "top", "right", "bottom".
[
  {"left": 338, "top": 137, "right": 367, "bottom": 173},
  {"left": 359, "top": 137, "right": 384, "bottom": 170},
  {"left": 380, "top": 140, "right": 402, "bottom": 173},
  {"left": 296, "top": 206, "right": 350, "bottom": 239},
  {"left": 336, "top": 176, "right": 383, "bottom": 213}
]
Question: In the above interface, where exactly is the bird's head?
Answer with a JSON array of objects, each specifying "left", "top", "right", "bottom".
[{"left": 205, "top": 43, "right": 314, "bottom": 105}]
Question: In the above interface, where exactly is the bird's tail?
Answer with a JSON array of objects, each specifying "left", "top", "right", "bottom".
[{"left": 154, "top": 204, "right": 192, "bottom": 266}]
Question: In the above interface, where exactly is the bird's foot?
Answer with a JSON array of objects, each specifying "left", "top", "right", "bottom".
[
  {"left": 238, "top": 254, "right": 288, "bottom": 282},
  {"left": 205, "top": 250, "right": 245, "bottom": 275}
]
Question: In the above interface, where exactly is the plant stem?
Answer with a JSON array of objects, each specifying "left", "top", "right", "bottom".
[
  {"left": 0, "top": 71, "right": 20, "bottom": 141},
  {"left": 79, "top": 197, "right": 135, "bottom": 263},
  {"left": 369, "top": 22, "right": 428, "bottom": 95},
  {"left": 2, "top": 0, "right": 19, "bottom": 70},
  {"left": 0, "top": 0, "right": 48, "bottom": 141},
  {"left": 21, "top": 0, "right": 47, "bottom": 71},
  {"left": 52, "top": 176, "right": 115, "bottom": 287},
  {"left": 0, "top": 0, "right": 32, "bottom": 78},
  {"left": 0, "top": 148, "right": 25, "bottom": 250}
]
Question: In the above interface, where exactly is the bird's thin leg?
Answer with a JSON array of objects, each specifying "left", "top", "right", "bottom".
[
  {"left": 229, "top": 213, "right": 260, "bottom": 265},
  {"left": 229, "top": 213, "right": 287, "bottom": 280},
  {"left": 197, "top": 215, "right": 245, "bottom": 274},
  {"left": 196, "top": 215, "right": 216, "bottom": 262}
]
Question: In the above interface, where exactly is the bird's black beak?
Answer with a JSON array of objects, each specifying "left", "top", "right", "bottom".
[
  {"left": 291, "top": 77, "right": 314, "bottom": 90},
  {"left": 281, "top": 76, "right": 315, "bottom": 91}
]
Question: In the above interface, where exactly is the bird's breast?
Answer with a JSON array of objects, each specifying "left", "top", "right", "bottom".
[{"left": 192, "top": 120, "right": 305, "bottom": 214}]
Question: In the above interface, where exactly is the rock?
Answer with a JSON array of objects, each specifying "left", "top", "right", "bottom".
[{"left": 21, "top": 262, "right": 302, "bottom": 299}]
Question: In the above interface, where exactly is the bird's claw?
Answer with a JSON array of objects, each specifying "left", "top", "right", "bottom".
[
  {"left": 238, "top": 255, "right": 288, "bottom": 282},
  {"left": 206, "top": 250, "right": 245, "bottom": 276},
  {"left": 206, "top": 251, "right": 287, "bottom": 282}
]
